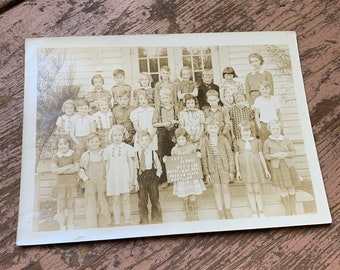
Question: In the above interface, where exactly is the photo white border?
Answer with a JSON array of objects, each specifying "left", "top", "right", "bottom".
[{"left": 17, "top": 32, "right": 332, "bottom": 246}]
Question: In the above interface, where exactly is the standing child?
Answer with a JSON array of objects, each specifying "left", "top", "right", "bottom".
[
  {"left": 152, "top": 88, "right": 178, "bottom": 188},
  {"left": 253, "top": 80, "right": 282, "bottom": 142},
  {"left": 79, "top": 133, "right": 111, "bottom": 228},
  {"left": 197, "top": 69, "right": 219, "bottom": 110},
  {"left": 112, "top": 89, "right": 136, "bottom": 146},
  {"left": 245, "top": 53, "right": 274, "bottom": 106},
  {"left": 135, "top": 131, "right": 163, "bottom": 224},
  {"left": 92, "top": 98, "right": 113, "bottom": 147},
  {"left": 179, "top": 94, "right": 205, "bottom": 148},
  {"left": 132, "top": 72, "right": 154, "bottom": 107},
  {"left": 220, "top": 67, "right": 244, "bottom": 110},
  {"left": 263, "top": 120, "right": 300, "bottom": 216},
  {"left": 203, "top": 90, "right": 231, "bottom": 141},
  {"left": 166, "top": 128, "right": 206, "bottom": 221},
  {"left": 79, "top": 74, "right": 112, "bottom": 115},
  {"left": 70, "top": 99, "right": 95, "bottom": 160},
  {"left": 177, "top": 66, "right": 199, "bottom": 110},
  {"left": 200, "top": 118, "right": 235, "bottom": 219},
  {"left": 234, "top": 120, "right": 271, "bottom": 218},
  {"left": 229, "top": 92, "right": 255, "bottom": 143},
  {"left": 111, "top": 69, "right": 132, "bottom": 106},
  {"left": 154, "top": 65, "right": 177, "bottom": 109},
  {"left": 51, "top": 136, "right": 80, "bottom": 230},
  {"left": 55, "top": 99, "right": 77, "bottom": 137},
  {"left": 130, "top": 89, "right": 158, "bottom": 151},
  {"left": 104, "top": 125, "right": 137, "bottom": 226}
]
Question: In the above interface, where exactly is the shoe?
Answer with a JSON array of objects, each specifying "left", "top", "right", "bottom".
[
  {"left": 224, "top": 209, "right": 233, "bottom": 219},
  {"left": 259, "top": 212, "right": 266, "bottom": 217},
  {"left": 161, "top": 182, "right": 168, "bottom": 189}
]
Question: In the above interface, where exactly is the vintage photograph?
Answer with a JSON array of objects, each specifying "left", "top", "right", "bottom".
[{"left": 17, "top": 32, "right": 331, "bottom": 245}]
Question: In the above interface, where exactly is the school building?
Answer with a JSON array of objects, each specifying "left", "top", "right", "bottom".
[{"left": 36, "top": 45, "right": 316, "bottom": 231}]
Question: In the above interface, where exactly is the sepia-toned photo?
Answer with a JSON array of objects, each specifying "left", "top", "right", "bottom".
[{"left": 17, "top": 32, "right": 331, "bottom": 246}]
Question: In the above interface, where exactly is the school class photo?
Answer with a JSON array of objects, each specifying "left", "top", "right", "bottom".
[{"left": 35, "top": 44, "right": 317, "bottom": 231}]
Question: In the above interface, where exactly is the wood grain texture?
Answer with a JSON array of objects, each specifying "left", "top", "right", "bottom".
[{"left": 0, "top": 0, "right": 339, "bottom": 269}]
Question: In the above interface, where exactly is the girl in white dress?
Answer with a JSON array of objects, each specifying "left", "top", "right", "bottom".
[{"left": 104, "top": 125, "right": 138, "bottom": 226}]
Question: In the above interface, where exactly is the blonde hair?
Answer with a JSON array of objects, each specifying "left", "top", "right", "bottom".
[
  {"left": 109, "top": 125, "right": 128, "bottom": 141},
  {"left": 61, "top": 99, "right": 76, "bottom": 113},
  {"left": 91, "top": 74, "right": 104, "bottom": 85},
  {"left": 138, "top": 72, "right": 153, "bottom": 85}
]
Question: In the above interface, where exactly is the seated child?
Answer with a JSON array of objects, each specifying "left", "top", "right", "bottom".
[
  {"left": 92, "top": 98, "right": 113, "bottom": 147},
  {"left": 130, "top": 89, "right": 157, "bottom": 150},
  {"left": 203, "top": 90, "right": 231, "bottom": 141},
  {"left": 112, "top": 89, "right": 136, "bottom": 146},
  {"left": 70, "top": 99, "right": 95, "bottom": 160},
  {"left": 56, "top": 99, "right": 77, "bottom": 137}
]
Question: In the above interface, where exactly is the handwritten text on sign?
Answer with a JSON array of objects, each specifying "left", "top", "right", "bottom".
[{"left": 165, "top": 154, "right": 203, "bottom": 183}]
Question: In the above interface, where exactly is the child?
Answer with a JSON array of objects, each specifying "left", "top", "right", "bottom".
[
  {"left": 103, "top": 125, "right": 137, "bottom": 226},
  {"left": 130, "top": 89, "right": 158, "bottom": 151},
  {"left": 92, "top": 98, "right": 113, "bottom": 147},
  {"left": 245, "top": 53, "right": 274, "bottom": 105},
  {"left": 79, "top": 74, "right": 112, "bottom": 115},
  {"left": 203, "top": 90, "right": 231, "bottom": 141},
  {"left": 220, "top": 67, "right": 244, "bottom": 110},
  {"left": 177, "top": 66, "right": 199, "bottom": 110},
  {"left": 234, "top": 120, "right": 271, "bottom": 217},
  {"left": 111, "top": 69, "right": 132, "bottom": 106},
  {"left": 166, "top": 128, "right": 206, "bottom": 221},
  {"left": 79, "top": 133, "right": 111, "bottom": 228},
  {"left": 70, "top": 99, "right": 95, "bottom": 160},
  {"left": 253, "top": 80, "right": 282, "bottom": 142},
  {"left": 179, "top": 94, "right": 205, "bottom": 148},
  {"left": 197, "top": 69, "right": 219, "bottom": 110},
  {"left": 152, "top": 88, "right": 178, "bottom": 188},
  {"left": 112, "top": 89, "right": 136, "bottom": 146},
  {"left": 132, "top": 72, "right": 154, "bottom": 107},
  {"left": 51, "top": 136, "right": 80, "bottom": 230},
  {"left": 135, "top": 131, "right": 163, "bottom": 224},
  {"left": 55, "top": 99, "right": 77, "bottom": 137},
  {"left": 200, "top": 118, "right": 235, "bottom": 219},
  {"left": 154, "top": 65, "right": 177, "bottom": 109},
  {"left": 263, "top": 120, "right": 300, "bottom": 215},
  {"left": 229, "top": 92, "right": 255, "bottom": 143}
]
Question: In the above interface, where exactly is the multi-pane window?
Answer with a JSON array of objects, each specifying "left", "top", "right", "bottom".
[
  {"left": 182, "top": 47, "right": 212, "bottom": 84},
  {"left": 138, "top": 47, "right": 168, "bottom": 87}
]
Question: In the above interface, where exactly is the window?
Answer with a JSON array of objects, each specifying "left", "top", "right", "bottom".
[
  {"left": 182, "top": 47, "right": 212, "bottom": 84},
  {"left": 138, "top": 47, "right": 168, "bottom": 87}
]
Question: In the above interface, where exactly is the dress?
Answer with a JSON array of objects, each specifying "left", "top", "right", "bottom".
[
  {"left": 234, "top": 138, "right": 266, "bottom": 183},
  {"left": 51, "top": 150, "right": 80, "bottom": 199},
  {"left": 56, "top": 114, "right": 75, "bottom": 135},
  {"left": 170, "top": 143, "right": 206, "bottom": 198},
  {"left": 179, "top": 108, "right": 205, "bottom": 142},
  {"left": 103, "top": 142, "right": 135, "bottom": 196},
  {"left": 263, "top": 136, "right": 299, "bottom": 188},
  {"left": 229, "top": 105, "right": 254, "bottom": 141},
  {"left": 220, "top": 80, "right": 244, "bottom": 109}
]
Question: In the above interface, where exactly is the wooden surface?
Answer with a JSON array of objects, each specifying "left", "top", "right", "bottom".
[{"left": 0, "top": 0, "right": 339, "bottom": 269}]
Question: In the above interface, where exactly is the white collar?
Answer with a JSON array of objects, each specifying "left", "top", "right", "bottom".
[
  {"left": 56, "top": 149, "right": 74, "bottom": 158},
  {"left": 269, "top": 135, "right": 285, "bottom": 141}
]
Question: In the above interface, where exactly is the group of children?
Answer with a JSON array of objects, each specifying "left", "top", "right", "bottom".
[{"left": 51, "top": 53, "right": 300, "bottom": 230}]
